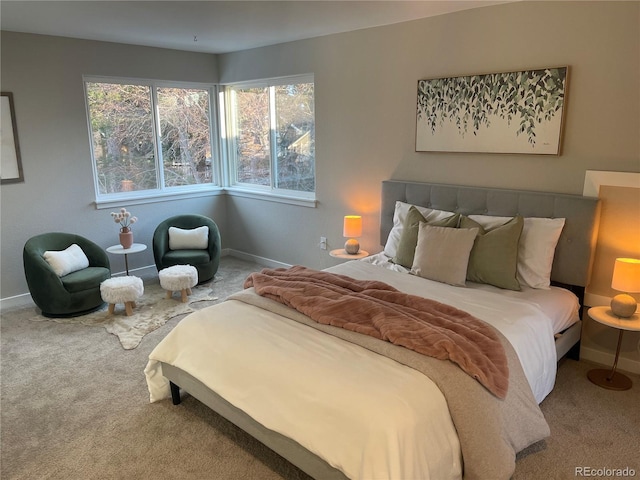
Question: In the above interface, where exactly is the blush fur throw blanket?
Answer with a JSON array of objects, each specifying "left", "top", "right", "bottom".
[{"left": 244, "top": 265, "right": 509, "bottom": 398}]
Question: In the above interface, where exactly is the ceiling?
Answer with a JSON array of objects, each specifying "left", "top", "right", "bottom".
[{"left": 1, "top": 1, "right": 510, "bottom": 54}]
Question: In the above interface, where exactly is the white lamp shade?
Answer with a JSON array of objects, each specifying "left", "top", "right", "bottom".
[
  {"left": 611, "top": 258, "right": 640, "bottom": 293},
  {"left": 343, "top": 215, "right": 362, "bottom": 238}
]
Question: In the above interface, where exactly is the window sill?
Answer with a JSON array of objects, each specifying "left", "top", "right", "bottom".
[
  {"left": 94, "top": 186, "right": 317, "bottom": 209},
  {"left": 94, "top": 187, "right": 225, "bottom": 209},
  {"left": 225, "top": 187, "right": 317, "bottom": 208}
]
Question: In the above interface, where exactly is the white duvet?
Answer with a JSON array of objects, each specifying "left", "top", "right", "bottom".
[{"left": 145, "top": 260, "right": 561, "bottom": 480}]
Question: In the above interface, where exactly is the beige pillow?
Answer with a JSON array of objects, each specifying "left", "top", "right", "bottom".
[
  {"left": 393, "top": 206, "right": 460, "bottom": 268},
  {"left": 168, "top": 226, "right": 209, "bottom": 250},
  {"left": 460, "top": 215, "right": 524, "bottom": 291},
  {"left": 411, "top": 224, "right": 478, "bottom": 286},
  {"left": 43, "top": 244, "right": 90, "bottom": 277}
]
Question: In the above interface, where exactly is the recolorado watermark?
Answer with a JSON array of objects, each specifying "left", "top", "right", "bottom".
[{"left": 575, "top": 466, "right": 636, "bottom": 477}]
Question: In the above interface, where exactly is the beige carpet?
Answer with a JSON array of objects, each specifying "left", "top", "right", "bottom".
[
  {"left": 2, "top": 256, "right": 639, "bottom": 479},
  {"left": 29, "top": 282, "right": 219, "bottom": 349}
]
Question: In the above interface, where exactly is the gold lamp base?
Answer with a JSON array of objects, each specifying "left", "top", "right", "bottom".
[{"left": 587, "top": 368, "right": 632, "bottom": 391}]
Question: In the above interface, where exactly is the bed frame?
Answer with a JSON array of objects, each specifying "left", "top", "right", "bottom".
[{"left": 163, "top": 180, "right": 601, "bottom": 480}]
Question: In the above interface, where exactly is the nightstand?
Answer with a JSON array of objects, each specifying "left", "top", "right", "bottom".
[
  {"left": 586, "top": 306, "right": 640, "bottom": 390},
  {"left": 329, "top": 249, "right": 369, "bottom": 260}
]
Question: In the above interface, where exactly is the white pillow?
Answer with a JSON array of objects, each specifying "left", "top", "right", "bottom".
[
  {"left": 43, "top": 244, "right": 90, "bottom": 277},
  {"left": 411, "top": 224, "right": 478, "bottom": 287},
  {"left": 168, "top": 226, "right": 209, "bottom": 250},
  {"left": 469, "top": 215, "right": 565, "bottom": 289},
  {"left": 383, "top": 201, "right": 454, "bottom": 258}
]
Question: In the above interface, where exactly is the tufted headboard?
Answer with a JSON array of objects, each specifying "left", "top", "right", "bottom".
[{"left": 381, "top": 180, "right": 601, "bottom": 288}]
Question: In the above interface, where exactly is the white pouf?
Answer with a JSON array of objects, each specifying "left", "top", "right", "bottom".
[
  {"left": 100, "top": 276, "right": 144, "bottom": 316},
  {"left": 159, "top": 265, "right": 198, "bottom": 303}
]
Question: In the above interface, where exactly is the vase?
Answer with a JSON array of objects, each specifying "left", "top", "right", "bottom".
[{"left": 119, "top": 230, "right": 133, "bottom": 249}]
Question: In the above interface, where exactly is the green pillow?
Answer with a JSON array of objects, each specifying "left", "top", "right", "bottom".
[
  {"left": 393, "top": 206, "right": 459, "bottom": 268},
  {"left": 460, "top": 215, "right": 524, "bottom": 291}
]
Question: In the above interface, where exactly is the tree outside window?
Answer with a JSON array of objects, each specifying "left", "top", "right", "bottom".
[
  {"left": 86, "top": 80, "right": 215, "bottom": 197},
  {"left": 229, "top": 77, "right": 315, "bottom": 194}
]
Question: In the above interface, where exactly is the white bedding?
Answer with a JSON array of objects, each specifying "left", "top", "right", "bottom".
[
  {"left": 363, "top": 252, "right": 580, "bottom": 334},
  {"left": 146, "top": 300, "right": 463, "bottom": 480},
  {"left": 145, "top": 259, "right": 563, "bottom": 479}
]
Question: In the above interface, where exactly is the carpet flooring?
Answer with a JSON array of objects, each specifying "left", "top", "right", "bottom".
[{"left": 1, "top": 256, "right": 639, "bottom": 479}]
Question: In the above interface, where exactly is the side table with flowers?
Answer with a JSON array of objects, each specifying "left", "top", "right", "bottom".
[{"left": 111, "top": 207, "right": 138, "bottom": 249}]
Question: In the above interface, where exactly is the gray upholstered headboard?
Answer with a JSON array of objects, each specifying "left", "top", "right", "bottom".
[{"left": 381, "top": 180, "right": 601, "bottom": 288}]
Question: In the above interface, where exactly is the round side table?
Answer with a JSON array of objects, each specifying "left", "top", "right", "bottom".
[
  {"left": 330, "top": 249, "right": 369, "bottom": 260},
  {"left": 586, "top": 306, "right": 640, "bottom": 390},
  {"left": 106, "top": 243, "right": 147, "bottom": 276}
]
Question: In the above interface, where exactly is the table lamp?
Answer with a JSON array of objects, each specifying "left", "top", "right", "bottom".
[
  {"left": 610, "top": 257, "right": 640, "bottom": 318},
  {"left": 343, "top": 215, "right": 362, "bottom": 254}
]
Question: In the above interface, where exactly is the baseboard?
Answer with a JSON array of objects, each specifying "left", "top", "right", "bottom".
[
  {"left": 0, "top": 251, "right": 288, "bottom": 312},
  {"left": 580, "top": 345, "right": 640, "bottom": 375},
  {"left": 584, "top": 292, "right": 611, "bottom": 308},
  {"left": 0, "top": 292, "right": 35, "bottom": 311},
  {"left": 223, "top": 249, "right": 292, "bottom": 269}
]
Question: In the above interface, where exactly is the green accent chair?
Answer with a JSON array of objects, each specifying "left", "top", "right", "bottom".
[
  {"left": 152, "top": 214, "right": 221, "bottom": 284},
  {"left": 23, "top": 233, "right": 111, "bottom": 317}
]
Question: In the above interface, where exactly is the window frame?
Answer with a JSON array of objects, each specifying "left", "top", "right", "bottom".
[
  {"left": 221, "top": 74, "right": 316, "bottom": 205},
  {"left": 84, "top": 76, "right": 222, "bottom": 208}
]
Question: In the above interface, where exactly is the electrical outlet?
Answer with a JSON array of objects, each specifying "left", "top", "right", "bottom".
[{"left": 320, "top": 236, "right": 327, "bottom": 250}]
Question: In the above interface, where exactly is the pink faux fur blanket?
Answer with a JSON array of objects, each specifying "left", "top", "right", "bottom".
[{"left": 244, "top": 265, "right": 509, "bottom": 398}]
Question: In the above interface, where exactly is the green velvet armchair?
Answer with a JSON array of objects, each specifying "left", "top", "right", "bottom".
[
  {"left": 152, "top": 214, "right": 221, "bottom": 284},
  {"left": 23, "top": 232, "right": 111, "bottom": 317}
]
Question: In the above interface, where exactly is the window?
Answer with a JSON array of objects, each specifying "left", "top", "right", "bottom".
[
  {"left": 85, "top": 78, "right": 217, "bottom": 201},
  {"left": 226, "top": 76, "right": 315, "bottom": 197}
]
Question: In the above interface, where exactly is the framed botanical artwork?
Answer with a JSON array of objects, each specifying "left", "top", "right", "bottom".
[
  {"left": 416, "top": 67, "right": 568, "bottom": 155},
  {"left": 1, "top": 92, "right": 24, "bottom": 184}
]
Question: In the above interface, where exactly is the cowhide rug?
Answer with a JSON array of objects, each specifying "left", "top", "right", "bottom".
[{"left": 30, "top": 282, "right": 219, "bottom": 349}]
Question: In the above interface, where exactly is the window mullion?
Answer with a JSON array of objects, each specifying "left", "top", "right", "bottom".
[
  {"left": 209, "top": 86, "right": 223, "bottom": 187},
  {"left": 151, "top": 86, "right": 164, "bottom": 190},
  {"left": 269, "top": 86, "right": 277, "bottom": 190},
  {"left": 222, "top": 88, "right": 238, "bottom": 185}
]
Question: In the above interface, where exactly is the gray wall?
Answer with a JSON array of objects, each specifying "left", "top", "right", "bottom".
[
  {"left": 218, "top": 1, "right": 639, "bottom": 271},
  {"left": 1, "top": 1, "right": 639, "bottom": 305},
  {"left": 0, "top": 33, "right": 226, "bottom": 301}
]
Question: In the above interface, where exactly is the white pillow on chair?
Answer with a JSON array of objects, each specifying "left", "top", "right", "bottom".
[
  {"left": 43, "top": 244, "right": 90, "bottom": 277},
  {"left": 168, "top": 226, "right": 209, "bottom": 250}
]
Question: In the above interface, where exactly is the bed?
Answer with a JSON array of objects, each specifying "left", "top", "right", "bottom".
[{"left": 145, "top": 180, "right": 601, "bottom": 480}]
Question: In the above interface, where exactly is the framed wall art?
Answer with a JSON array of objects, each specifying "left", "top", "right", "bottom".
[
  {"left": 1, "top": 92, "right": 24, "bottom": 184},
  {"left": 416, "top": 66, "right": 568, "bottom": 155}
]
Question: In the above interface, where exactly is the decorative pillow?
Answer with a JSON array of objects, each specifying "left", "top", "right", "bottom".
[
  {"left": 169, "top": 226, "right": 209, "bottom": 250},
  {"left": 393, "top": 206, "right": 460, "bottom": 268},
  {"left": 43, "top": 243, "right": 90, "bottom": 277},
  {"left": 383, "top": 201, "right": 431, "bottom": 258},
  {"left": 468, "top": 215, "right": 565, "bottom": 289},
  {"left": 516, "top": 218, "right": 565, "bottom": 289},
  {"left": 411, "top": 224, "right": 478, "bottom": 287},
  {"left": 461, "top": 215, "right": 524, "bottom": 291}
]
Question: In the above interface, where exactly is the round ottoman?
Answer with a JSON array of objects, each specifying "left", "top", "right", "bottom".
[
  {"left": 159, "top": 265, "right": 198, "bottom": 303},
  {"left": 100, "top": 276, "right": 144, "bottom": 316}
]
